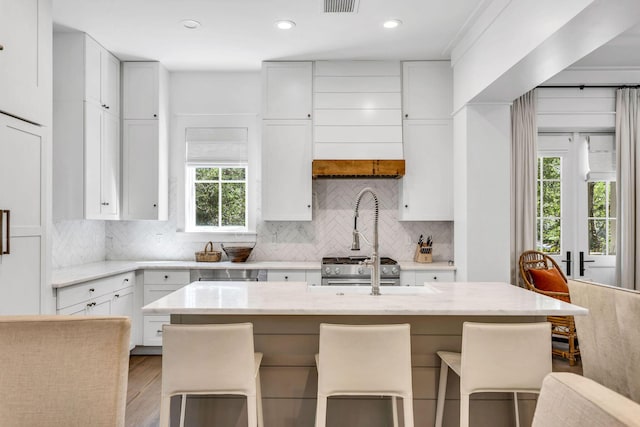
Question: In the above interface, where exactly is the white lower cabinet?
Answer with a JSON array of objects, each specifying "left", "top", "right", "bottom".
[
  {"left": 142, "top": 270, "right": 190, "bottom": 346},
  {"left": 56, "top": 272, "right": 135, "bottom": 348},
  {"left": 401, "top": 270, "right": 456, "bottom": 286},
  {"left": 267, "top": 270, "right": 306, "bottom": 282}
]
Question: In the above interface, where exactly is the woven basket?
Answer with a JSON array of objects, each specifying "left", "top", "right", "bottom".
[
  {"left": 195, "top": 242, "right": 221, "bottom": 262},
  {"left": 221, "top": 243, "right": 253, "bottom": 263}
]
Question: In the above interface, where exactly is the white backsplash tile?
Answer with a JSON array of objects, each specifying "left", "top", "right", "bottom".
[
  {"left": 52, "top": 180, "right": 453, "bottom": 266},
  {"left": 52, "top": 220, "right": 106, "bottom": 269}
]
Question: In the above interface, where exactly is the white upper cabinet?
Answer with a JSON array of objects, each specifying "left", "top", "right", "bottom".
[
  {"left": 84, "top": 36, "right": 120, "bottom": 116},
  {"left": 399, "top": 120, "right": 453, "bottom": 221},
  {"left": 53, "top": 32, "right": 121, "bottom": 221},
  {"left": 0, "top": 0, "right": 52, "bottom": 126},
  {"left": 121, "top": 62, "right": 169, "bottom": 220},
  {"left": 123, "top": 62, "right": 160, "bottom": 120},
  {"left": 262, "top": 62, "right": 313, "bottom": 119},
  {"left": 262, "top": 120, "right": 312, "bottom": 221},
  {"left": 402, "top": 61, "right": 452, "bottom": 120}
]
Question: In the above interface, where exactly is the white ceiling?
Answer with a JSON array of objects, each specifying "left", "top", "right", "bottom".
[
  {"left": 52, "top": 0, "right": 487, "bottom": 71},
  {"left": 573, "top": 22, "right": 640, "bottom": 67}
]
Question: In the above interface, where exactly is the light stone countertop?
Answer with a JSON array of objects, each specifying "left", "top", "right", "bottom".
[
  {"left": 51, "top": 260, "right": 455, "bottom": 288},
  {"left": 142, "top": 281, "right": 588, "bottom": 316}
]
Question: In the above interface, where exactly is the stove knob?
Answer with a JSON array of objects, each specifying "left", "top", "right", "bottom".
[
  {"left": 334, "top": 267, "right": 341, "bottom": 275},
  {"left": 357, "top": 267, "right": 364, "bottom": 274},
  {"left": 324, "top": 267, "right": 332, "bottom": 275},
  {"left": 391, "top": 267, "right": 399, "bottom": 275},
  {"left": 382, "top": 267, "right": 389, "bottom": 274}
]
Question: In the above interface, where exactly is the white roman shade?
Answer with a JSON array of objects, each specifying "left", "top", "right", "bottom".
[
  {"left": 586, "top": 134, "right": 616, "bottom": 181},
  {"left": 185, "top": 127, "right": 248, "bottom": 164}
]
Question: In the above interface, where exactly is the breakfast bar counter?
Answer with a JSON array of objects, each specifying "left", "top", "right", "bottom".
[{"left": 143, "top": 282, "right": 586, "bottom": 427}]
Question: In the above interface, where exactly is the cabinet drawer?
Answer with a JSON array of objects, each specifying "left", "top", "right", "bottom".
[
  {"left": 144, "top": 270, "right": 190, "bottom": 285},
  {"left": 415, "top": 271, "right": 455, "bottom": 284},
  {"left": 144, "top": 284, "right": 185, "bottom": 305},
  {"left": 57, "top": 292, "right": 112, "bottom": 316},
  {"left": 268, "top": 270, "right": 307, "bottom": 282},
  {"left": 57, "top": 272, "right": 134, "bottom": 310},
  {"left": 143, "top": 315, "right": 170, "bottom": 346}
]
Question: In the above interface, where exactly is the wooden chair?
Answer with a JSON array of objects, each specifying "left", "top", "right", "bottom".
[{"left": 519, "top": 250, "right": 580, "bottom": 365}]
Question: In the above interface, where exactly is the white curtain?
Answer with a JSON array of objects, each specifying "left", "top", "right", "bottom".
[
  {"left": 615, "top": 88, "right": 640, "bottom": 290},
  {"left": 511, "top": 90, "right": 538, "bottom": 286}
]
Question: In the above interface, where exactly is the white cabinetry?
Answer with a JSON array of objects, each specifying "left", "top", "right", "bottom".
[
  {"left": 262, "top": 120, "right": 313, "bottom": 221},
  {"left": 399, "top": 61, "right": 453, "bottom": 221},
  {"left": 262, "top": 62, "right": 313, "bottom": 119},
  {"left": 56, "top": 272, "right": 135, "bottom": 348},
  {"left": 53, "top": 32, "right": 121, "bottom": 221},
  {"left": 268, "top": 270, "right": 307, "bottom": 282},
  {"left": 0, "top": 0, "right": 52, "bottom": 126},
  {"left": 399, "top": 120, "right": 453, "bottom": 220},
  {"left": 122, "top": 62, "right": 169, "bottom": 220},
  {"left": 0, "top": 115, "right": 48, "bottom": 314},
  {"left": 142, "top": 270, "right": 190, "bottom": 346},
  {"left": 262, "top": 61, "right": 313, "bottom": 221},
  {"left": 400, "top": 270, "right": 456, "bottom": 286}
]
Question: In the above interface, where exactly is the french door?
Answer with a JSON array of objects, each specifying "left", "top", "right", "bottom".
[{"left": 537, "top": 133, "right": 616, "bottom": 285}]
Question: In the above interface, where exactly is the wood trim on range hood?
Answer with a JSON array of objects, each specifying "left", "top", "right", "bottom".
[{"left": 312, "top": 160, "right": 405, "bottom": 179}]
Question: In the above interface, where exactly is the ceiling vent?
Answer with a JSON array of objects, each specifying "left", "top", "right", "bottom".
[{"left": 323, "top": 0, "right": 360, "bottom": 13}]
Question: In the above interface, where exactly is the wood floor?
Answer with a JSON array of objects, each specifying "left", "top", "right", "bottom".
[{"left": 124, "top": 354, "right": 583, "bottom": 427}]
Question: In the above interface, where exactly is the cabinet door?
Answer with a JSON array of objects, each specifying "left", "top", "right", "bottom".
[
  {"left": 100, "top": 112, "right": 120, "bottom": 218},
  {"left": 84, "top": 103, "right": 102, "bottom": 218},
  {"left": 399, "top": 120, "right": 453, "bottom": 221},
  {"left": 0, "top": 0, "right": 50, "bottom": 125},
  {"left": 262, "top": 62, "right": 313, "bottom": 119},
  {"left": 415, "top": 270, "right": 455, "bottom": 284},
  {"left": 84, "top": 36, "right": 102, "bottom": 107},
  {"left": 101, "top": 51, "right": 120, "bottom": 115},
  {"left": 402, "top": 61, "right": 452, "bottom": 120},
  {"left": 268, "top": 270, "right": 306, "bottom": 282},
  {"left": 0, "top": 115, "right": 44, "bottom": 314},
  {"left": 112, "top": 288, "right": 134, "bottom": 317},
  {"left": 122, "top": 120, "right": 159, "bottom": 219},
  {"left": 123, "top": 62, "right": 159, "bottom": 119},
  {"left": 262, "top": 120, "right": 312, "bottom": 220}
]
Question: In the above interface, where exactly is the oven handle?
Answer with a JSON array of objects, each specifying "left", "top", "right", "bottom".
[{"left": 324, "top": 279, "right": 399, "bottom": 286}]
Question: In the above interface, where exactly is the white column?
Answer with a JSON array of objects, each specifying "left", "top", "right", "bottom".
[{"left": 454, "top": 104, "right": 511, "bottom": 282}]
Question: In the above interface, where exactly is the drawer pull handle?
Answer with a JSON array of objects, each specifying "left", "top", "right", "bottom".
[
  {"left": 156, "top": 330, "right": 163, "bottom": 335},
  {"left": 89, "top": 288, "right": 95, "bottom": 292},
  {"left": 433, "top": 276, "right": 437, "bottom": 280},
  {"left": 164, "top": 275, "right": 169, "bottom": 279},
  {"left": 86, "top": 303, "right": 92, "bottom": 308},
  {"left": 114, "top": 294, "right": 120, "bottom": 298},
  {"left": 284, "top": 276, "right": 289, "bottom": 280},
  {"left": 124, "top": 278, "right": 129, "bottom": 282}
]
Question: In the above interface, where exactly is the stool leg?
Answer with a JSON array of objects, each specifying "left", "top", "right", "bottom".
[
  {"left": 256, "top": 370, "right": 264, "bottom": 427},
  {"left": 434, "top": 362, "right": 449, "bottom": 427},
  {"left": 247, "top": 395, "right": 257, "bottom": 427},
  {"left": 315, "top": 395, "right": 327, "bottom": 427},
  {"left": 179, "top": 394, "right": 187, "bottom": 427},
  {"left": 159, "top": 395, "right": 171, "bottom": 427},
  {"left": 460, "top": 393, "right": 470, "bottom": 427},
  {"left": 403, "top": 396, "right": 415, "bottom": 427},
  {"left": 513, "top": 392, "right": 520, "bottom": 427},
  {"left": 391, "top": 396, "right": 399, "bottom": 427}
]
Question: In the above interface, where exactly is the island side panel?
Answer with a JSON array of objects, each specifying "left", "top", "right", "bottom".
[{"left": 169, "top": 314, "right": 545, "bottom": 427}]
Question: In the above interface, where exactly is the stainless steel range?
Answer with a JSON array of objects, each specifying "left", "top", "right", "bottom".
[{"left": 321, "top": 256, "right": 400, "bottom": 286}]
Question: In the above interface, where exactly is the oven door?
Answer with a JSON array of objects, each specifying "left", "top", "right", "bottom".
[{"left": 321, "top": 278, "right": 400, "bottom": 286}]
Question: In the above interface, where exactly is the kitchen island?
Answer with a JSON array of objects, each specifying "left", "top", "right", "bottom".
[{"left": 143, "top": 281, "right": 586, "bottom": 427}]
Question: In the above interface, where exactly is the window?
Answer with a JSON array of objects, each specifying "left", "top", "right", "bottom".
[
  {"left": 184, "top": 125, "right": 251, "bottom": 233},
  {"left": 187, "top": 165, "right": 247, "bottom": 231},
  {"left": 588, "top": 181, "right": 616, "bottom": 255},
  {"left": 536, "top": 156, "right": 561, "bottom": 254}
]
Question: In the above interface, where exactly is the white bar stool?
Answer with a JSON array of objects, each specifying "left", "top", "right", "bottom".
[
  {"left": 159, "top": 323, "right": 263, "bottom": 427},
  {"left": 315, "top": 323, "right": 414, "bottom": 427},
  {"left": 435, "top": 322, "right": 552, "bottom": 427}
]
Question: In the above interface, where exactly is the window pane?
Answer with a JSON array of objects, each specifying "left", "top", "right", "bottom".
[
  {"left": 542, "top": 181, "right": 561, "bottom": 217},
  {"left": 221, "top": 183, "right": 246, "bottom": 226},
  {"left": 542, "top": 157, "right": 560, "bottom": 180},
  {"left": 196, "top": 168, "right": 219, "bottom": 181},
  {"left": 588, "top": 182, "right": 607, "bottom": 218},
  {"left": 589, "top": 219, "right": 606, "bottom": 255},
  {"left": 609, "top": 219, "right": 617, "bottom": 255},
  {"left": 221, "top": 168, "right": 246, "bottom": 180},
  {"left": 195, "top": 183, "right": 219, "bottom": 226},
  {"left": 536, "top": 185, "right": 540, "bottom": 217},
  {"left": 542, "top": 219, "right": 561, "bottom": 254},
  {"left": 609, "top": 182, "right": 617, "bottom": 218}
]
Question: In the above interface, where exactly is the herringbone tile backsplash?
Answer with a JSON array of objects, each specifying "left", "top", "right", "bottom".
[{"left": 53, "top": 179, "right": 453, "bottom": 268}]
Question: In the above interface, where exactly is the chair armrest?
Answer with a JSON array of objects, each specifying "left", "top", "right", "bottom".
[{"left": 532, "top": 288, "right": 570, "bottom": 299}]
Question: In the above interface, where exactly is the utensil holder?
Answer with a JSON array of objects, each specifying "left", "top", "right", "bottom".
[{"left": 414, "top": 244, "right": 433, "bottom": 263}]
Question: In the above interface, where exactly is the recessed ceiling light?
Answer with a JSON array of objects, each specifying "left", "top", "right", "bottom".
[
  {"left": 383, "top": 19, "right": 402, "bottom": 29},
  {"left": 181, "top": 19, "right": 201, "bottom": 29},
  {"left": 275, "top": 20, "right": 296, "bottom": 30}
]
